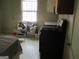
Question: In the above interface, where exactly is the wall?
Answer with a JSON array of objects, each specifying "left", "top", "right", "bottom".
[
  {"left": 37, "top": 0, "right": 58, "bottom": 26},
  {"left": 72, "top": 0, "right": 79, "bottom": 59},
  {"left": 1, "top": 0, "right": 21, "bottom": 34},
  {"left": 0, "top": 8, "right": 2, "bottom": 33},
  {"left": 0, "top": 0, "right": 58, "bottom": 33},
  {"left": 59, "top": 15, "right": 74, "bottom": 59},
  {"left": 58, "top": 0, "right": 79, "bottom": 59},
  {"left": 0, "top": 0, "right": 3, "bottom": 33}
]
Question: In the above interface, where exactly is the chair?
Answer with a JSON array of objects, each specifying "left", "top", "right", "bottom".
[{"left": 17, "top": 22, "right": 27, "bottom": 37}]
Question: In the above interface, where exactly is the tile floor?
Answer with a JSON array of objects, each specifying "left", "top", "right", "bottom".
[{"left": 19, "top": 38, "right": 40, "bottom": 59}]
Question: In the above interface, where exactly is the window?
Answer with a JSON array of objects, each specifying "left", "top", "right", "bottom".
[{"left": 22, "top": 0, "right": 37, "bottom": 22}]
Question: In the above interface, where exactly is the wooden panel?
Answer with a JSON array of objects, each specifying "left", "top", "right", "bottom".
[{"left": 57, "top": 0, "right": 74, "bottom": 14}]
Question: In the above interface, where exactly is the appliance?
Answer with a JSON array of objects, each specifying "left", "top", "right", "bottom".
[{"left": 39, "top": 19, "right": 67, "bottom": 59}]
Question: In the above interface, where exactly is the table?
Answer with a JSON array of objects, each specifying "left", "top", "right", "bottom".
[{"left": 0, "top": 36, "right": 22, "bottom": 59}]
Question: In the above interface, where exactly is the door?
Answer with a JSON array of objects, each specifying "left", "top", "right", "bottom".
[
  {"left": 72, "top": 0, "right": 79, "bottom": 59},
  {"left": 59, "top": 15, "right": 74, "bottom": 59},
  {"left": 60, "top": 0, "right": 79, "bottom": 59}
]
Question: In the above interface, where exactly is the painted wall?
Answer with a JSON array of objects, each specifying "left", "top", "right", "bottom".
[
  {"left": 1, "top": 0, "right": 21, "bottom": 34},
  {"left": 59, "top": 15, "right": 74, "bottom": 59},
  {"left": 72, "top": 0, "right": 79, "bottom": 59},
  {"left": 58, "top": 0, "right": 79, "bottom": 59},
  {"left": 0, "top": 0, "right": 3, "bottom": 33},
  {"left": 0, "top": 8, "right": 2, "bottom": 33},
  {"left": 37, "top": 0, "right": 58, "bottom": 26},
  {"left": 0, "top": 0, "right": 58, "bottom": 34}
]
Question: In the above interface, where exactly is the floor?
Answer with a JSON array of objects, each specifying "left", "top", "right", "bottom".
[{"left": 20, "top": 38, "right": 40, "bottom": 59}]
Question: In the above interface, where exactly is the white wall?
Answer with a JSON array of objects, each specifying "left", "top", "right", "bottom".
[
  {"left": 59, "top": 15, "right": 74, "bottom": 59},
  {"left": 37, "top": 0, "right": 58, "bottom": 26},
  {"left": 0, "top": 9, "right": 2, "bottom": 33},
  {"left": 1, "top": 0, "right": 21, "bottom": 34},
  {"left": 0, "top": 0, "right": 58, "bottom": 34},
  {"left": 58, "top": 0, "right": 79, "bottom": 59},
  {"left": 0, "top": 0, "right": 3, "bottom": 33},
  {"left": 72, "top": 0, "right": 79, "bottom": 59}
]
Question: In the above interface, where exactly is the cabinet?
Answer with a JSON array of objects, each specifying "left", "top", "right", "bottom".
[
  {"left": 47, "top": 0, "right": 74, "bottom": 14},
  {"left": 39, "top": 20, "right": 67, "bottom": 59},
  {"left": 56, "top": 0, "right": 74, "bottom": 14}
]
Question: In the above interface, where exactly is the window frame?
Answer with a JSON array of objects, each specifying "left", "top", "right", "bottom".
[{"left": 21, "top": 0, "right": 38, "bottom": 22}]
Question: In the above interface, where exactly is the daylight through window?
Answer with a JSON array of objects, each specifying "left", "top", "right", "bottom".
[{"left": 22, "top": 0, "right": 37, "bottom": 22}]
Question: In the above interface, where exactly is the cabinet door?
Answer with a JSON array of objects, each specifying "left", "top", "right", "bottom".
[
  {"left": 47, "top": 0, "right": 55, "bottom": 13},
  {"left": 57, "top": 0, "right": 74, "bottom": 14}
]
